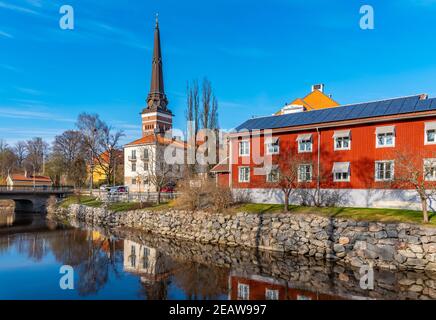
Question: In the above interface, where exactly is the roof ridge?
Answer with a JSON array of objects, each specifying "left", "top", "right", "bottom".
[{"left": 243, "top": 94, "right": 428, "bottom": 122}]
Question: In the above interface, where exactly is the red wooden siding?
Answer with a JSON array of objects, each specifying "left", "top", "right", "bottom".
[{"left": 230, "top": 116, "right": 436, "bottom": 189}]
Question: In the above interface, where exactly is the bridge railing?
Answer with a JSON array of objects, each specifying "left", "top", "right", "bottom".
[{"left": 0, "top": 185, "right": 75, "bottom": 193}]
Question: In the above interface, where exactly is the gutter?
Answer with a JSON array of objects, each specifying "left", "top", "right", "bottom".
[{"left": 316, "top": 127, "right": 321, "bottom": 205}]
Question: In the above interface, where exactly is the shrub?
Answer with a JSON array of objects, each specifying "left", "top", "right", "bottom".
[{"left": 174, "top": 178, "right": 234, "bottom": 212}]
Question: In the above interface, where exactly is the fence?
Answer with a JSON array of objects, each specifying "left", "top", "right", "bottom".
[
  {"left": 0, "top": 185, "right": 74, "bottom": 193},
  {"left": 98, "top": 191, "right": 179, "bottom": 203}
]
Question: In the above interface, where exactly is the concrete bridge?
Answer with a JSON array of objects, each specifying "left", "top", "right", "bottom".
[{"left": 0, "top": 186, "right": 74, "bottom": 213}]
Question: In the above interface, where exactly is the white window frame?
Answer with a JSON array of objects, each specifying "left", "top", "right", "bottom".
[
  {"left": 239, "top": 140, "right": 250, "bottom": 156},
  {"left": 298, "top": 164, "right": 313, "bottom": 182},
  {"left": 131, "top": 162, "right": 136, "bottom": 172},
  {"left": 424, "top": 158, "right": 436, "bottom": 181},
  {"left": 425, "top": 123, "right": 436, "bottom": 145},
  {"left": 237, "top": 283, "right": 250, "bottom": 300},
  {"left": 375, "top": 160, "right": 395, "bottom": 181},
  {"left": 131, "top": 149, "right": 137, "bottom": 159},
  {"left": 375, "top": 127, "right": 395, "bottom": 148},
  {"left": 238, "top": 166, "right": 250, "bottom": 183},
  {"left": 265, "top": 289, "right": 279, "bottom": 300},
  {"left": 266, "top": 168, "right": 280, "bottom": 183},
  {"left": 298, "top": 139, "right": 313, "bottom": 153},
  {"left": 333, "top": 162, "right": 351, "bottom": 182},
  {"left": 265, "top": 138, "right": 280, "bottom": 155}
]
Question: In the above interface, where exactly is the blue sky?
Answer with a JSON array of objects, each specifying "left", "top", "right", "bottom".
[{"left": 1, "top": 0, "right": 436, "bottom": 145}]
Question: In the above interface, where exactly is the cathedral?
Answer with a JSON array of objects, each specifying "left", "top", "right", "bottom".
[{"left": 123, "top": 17, "right": 183, "bottom": 193}]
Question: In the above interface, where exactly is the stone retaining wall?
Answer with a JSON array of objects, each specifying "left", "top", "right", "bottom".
[{"left": 53, "top": 204, "right": 436, "bottom": 271}]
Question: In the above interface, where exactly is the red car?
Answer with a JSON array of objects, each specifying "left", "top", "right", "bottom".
[{"left": 160, "top": 184, "right": 175, "bottom": 193}]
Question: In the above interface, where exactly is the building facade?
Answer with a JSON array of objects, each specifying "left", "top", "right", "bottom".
[{"left": 224, "top": 94, "right": 436, "bottom": 210}]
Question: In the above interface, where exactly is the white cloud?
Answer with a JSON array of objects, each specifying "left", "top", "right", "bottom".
[{"left": 0, "top": 107, "right": 75, "bottom": 123}]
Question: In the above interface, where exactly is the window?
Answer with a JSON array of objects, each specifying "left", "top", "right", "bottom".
[
  {"left": 376, "top": 126, "right": 395, "bottom": 148},
  {"left": 297, "top": 295, "right": 312, "bottom": 300},
  {"left": 424, "top": 159, "right": 436, "bottom": 181},
  {"left": 144, "top": 162, "right": 149, "bottom": 171},
  {"left": 237, "top": 283, "right": 250, "bottom": 300},
  {"left": 143, "top": 149, "right": 149, "bottom": 161},
  {"left": 131, "top": 163, "right": 136, "bottom": 172},
  {"left": 298, "top": 164, "right": 312, "bottom": 182},
  {"left": 333, "top": 130, "right": 351, "bottom": 150},
  {"left": 239, "top": 140, "right": 250, "bottom": 156},
  {"left": 143, "top": 177, "right": 149, "bottom": 185},
  {"left": 297, "top": 134, "right": 313, "bottom": 153},
  {"left": 265, "top": 289, "right": 279, "bottom": 300},
  {"left": 142, "top": 247, "right": 150, "bottom": 269},
  {"left": 266, "top": 168, "right": 279, "bottom": 183},
  {"left": 375, "top": 161, "right": 394, "bottom": 181},
  {"left": 265, "top": 137, "right": 280, "bottom": 155},
  {"left": 132, "top": 178, "right": 137, "bottom": 185},
  {"left": 131, "top": 149, "right": 137, "bottom": 159},
  {"left": 130, "top": 245, "right": 136, "bottom": 268},
  {"left": 425, "top": 122, "right": 436, "bottom": 145},
  {"left": 333, "top": 162, "right": 350, "bottom": 182},
  {"left": 238, "top": 167, "right": 250, "bottom": 183}
]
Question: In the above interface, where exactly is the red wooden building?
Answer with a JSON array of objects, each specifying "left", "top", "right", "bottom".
[{"left": 213, "top": 94, "right": 436, "bottom": 209}]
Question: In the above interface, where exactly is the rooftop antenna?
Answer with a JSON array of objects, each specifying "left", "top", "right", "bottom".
[{"left": 155, "top": 13, "right": 159, "bottom": 26}]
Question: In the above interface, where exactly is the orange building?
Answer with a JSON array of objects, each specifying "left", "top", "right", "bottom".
[{"left": 276, "top": 84, "right": 339, "bottom": 115}]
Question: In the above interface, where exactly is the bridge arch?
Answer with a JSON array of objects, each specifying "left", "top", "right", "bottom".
[{"left": 13, "top": 199, "right": 35, "bottom": 213}]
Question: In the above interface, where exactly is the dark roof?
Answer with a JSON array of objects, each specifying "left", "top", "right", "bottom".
[{"left": 235, "top": 95, "right": 436, "bottom": 131}]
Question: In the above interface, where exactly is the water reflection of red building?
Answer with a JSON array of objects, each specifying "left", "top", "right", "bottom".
[{"left": 229, "top": 272, "right": 342, "bottom": 300}]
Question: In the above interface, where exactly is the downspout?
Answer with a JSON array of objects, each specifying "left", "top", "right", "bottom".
[{"left": 316, "top": 127, "right": 321, "bottom": 205}]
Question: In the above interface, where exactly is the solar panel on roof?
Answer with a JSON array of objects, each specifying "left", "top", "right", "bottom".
[
  {"left": 384, "top": 98, "right": 406, "bottom": 115},
  {"left": 398, "top": 96, "right": 419, "bottom": 113},
  {"left": 234, "top": 95, "right": 436, "bottom": 132},
  {"left": 414, "top": 99, "right": 433, "bottom": 112}
]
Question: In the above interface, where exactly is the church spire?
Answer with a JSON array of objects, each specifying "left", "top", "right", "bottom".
[{"left": 145, "top": 14, "right": 169, "bottom": 113}]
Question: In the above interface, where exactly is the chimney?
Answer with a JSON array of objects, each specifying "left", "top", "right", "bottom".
[{"left": 312, "top": 84, "right": 325, "bottom": 93}]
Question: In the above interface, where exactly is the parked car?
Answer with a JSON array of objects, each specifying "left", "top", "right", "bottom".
[
  {"left": 99, "top": 185, "right": 108, "bottom": 191},
  {"left": 108, "top": 186, "right": 128, "bottom": 194},
  {"left": 160, "top": 183, "right": 176, "bottom": 193}
]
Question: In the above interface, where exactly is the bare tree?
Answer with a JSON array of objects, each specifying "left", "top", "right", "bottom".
[
  {"left": 24, "top": 137, "right": 49, "bottom": 175},
  {"left": 14, "top": 141, "right": 27, "bottom": 170},
  {"left": 76, "top": 113, "right": 107, "bottom": 192},
  {"left": 0, "top": 140, "right": 17, "bottom": 179},
  {"left": 93, "top": 126, "right": 124, "bottom": 186},
  {"left": 393, "top": 150, "right": 436, "bottom": 223},
  {"left": 268, "top": 153, "right": 306, "bottom": 212}
]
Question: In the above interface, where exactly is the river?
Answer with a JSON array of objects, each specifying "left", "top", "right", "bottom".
[{"left": 0, "top": 210, "right": 435, "bottom": 300}]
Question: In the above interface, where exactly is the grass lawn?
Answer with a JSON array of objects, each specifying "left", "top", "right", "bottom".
[
  {"left": 60, "top": 196, "right": 103, "bottom": 208},
  {"left": 108, "top": 202, "right": 171, "bottom": 212},
  {"left": 233, "top": 203, "right": 436, "bottom": 226}
]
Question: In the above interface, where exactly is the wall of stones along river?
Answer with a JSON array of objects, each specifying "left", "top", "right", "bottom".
[{"left": 52, "top": 204, "right": 436, "bottom": 273}]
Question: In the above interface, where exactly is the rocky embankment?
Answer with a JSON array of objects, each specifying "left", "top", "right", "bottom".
[{"left": 51, "top": 204, "right": 436, "bottom": 272}]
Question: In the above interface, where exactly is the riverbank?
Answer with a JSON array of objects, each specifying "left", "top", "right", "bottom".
[{"left": 50, "top": 203, "right": 436, "bottom": 272}]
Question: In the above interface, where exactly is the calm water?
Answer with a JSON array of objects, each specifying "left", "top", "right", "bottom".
[{"left": 1, "top": 210, "right": 435, "bottom": 300}]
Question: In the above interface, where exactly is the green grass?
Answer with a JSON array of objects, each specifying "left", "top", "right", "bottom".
[
  {"left": 233, "top": 203, "right": 436, "bottom": 226},
  {"left": 108, "top": 201, "right": 172, "bottom": 212},
  {"left": 59, "top": 196, "right": 103, "bottom": 208}
]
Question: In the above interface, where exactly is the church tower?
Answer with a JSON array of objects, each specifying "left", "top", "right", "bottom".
[{"left": 141, "top": 16, "right": 173, "bottom": 136}]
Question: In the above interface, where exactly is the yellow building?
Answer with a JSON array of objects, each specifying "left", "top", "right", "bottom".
[
  {"left": 276, "top": 84, "right": 339, "bottom": 115},
  {"left": 90, "top": 150, "right": 124, "bottom": 186}
]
